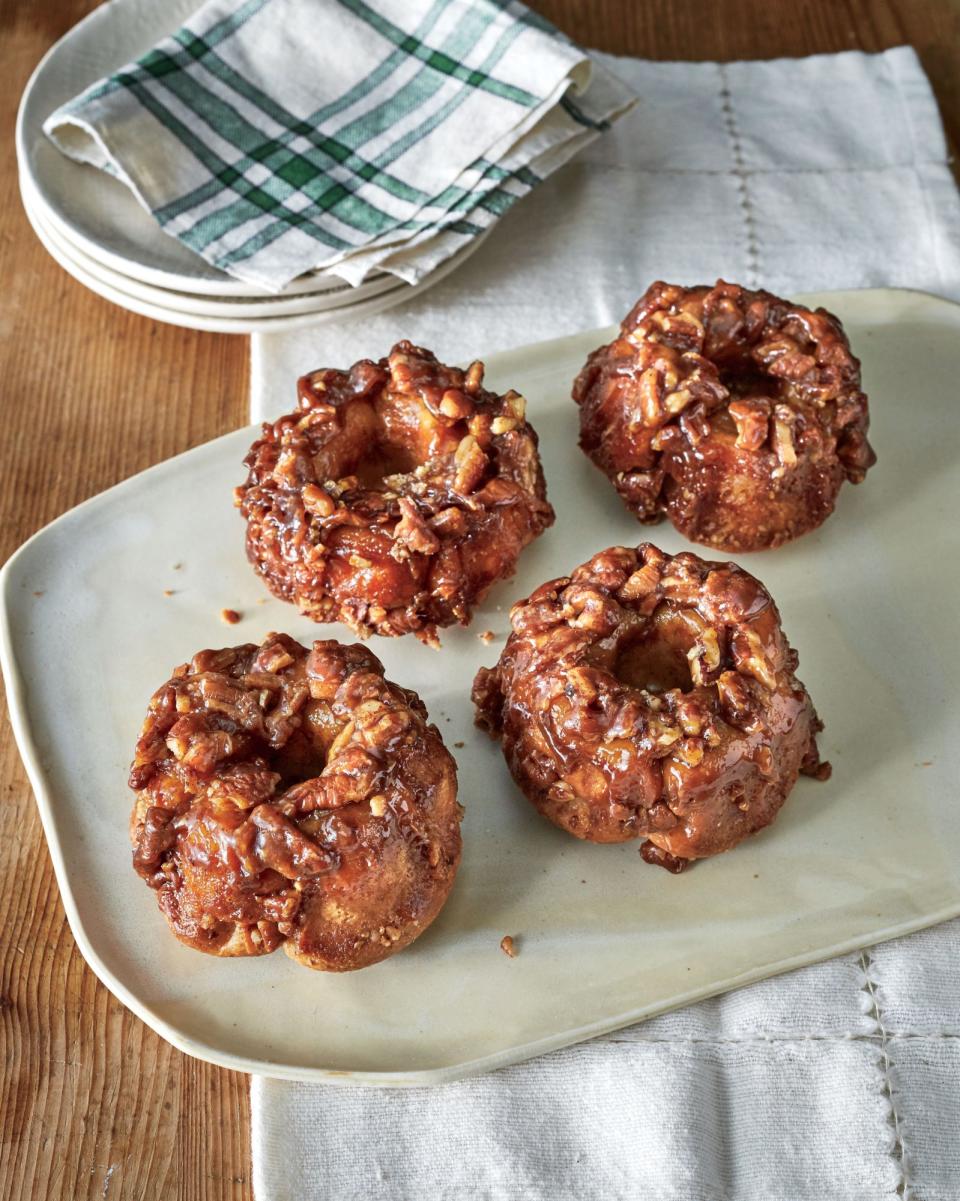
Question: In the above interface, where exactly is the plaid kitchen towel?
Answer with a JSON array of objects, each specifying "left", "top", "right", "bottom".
[{"left": 43, "top": 0, "right": 634, "bottom": 292}]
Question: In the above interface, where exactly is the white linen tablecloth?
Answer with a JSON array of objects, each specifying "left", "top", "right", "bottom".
[
  {"left": 250, "top": 46, "right": 960, "bottom": 1201},
  {"left": 251, "top": 45, "right": 960, "bottom": 418}
]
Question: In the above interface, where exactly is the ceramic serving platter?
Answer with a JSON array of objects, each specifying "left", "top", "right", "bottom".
[{"left": 2, "top": 288, "right": 959, "bottom": 1085}]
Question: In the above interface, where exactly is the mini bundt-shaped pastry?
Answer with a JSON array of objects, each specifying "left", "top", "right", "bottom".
[
  {"left": 238, "top": 341, "right": 554, "bottom": 645},
  {"left": 129, "top": 634, "right": 462, "bottom": 970},
  {"left": 473, "top": 544, "right": 829, "bottom": 871},
  {"left": 573, "top": 281, "right": 876, "bottom": 551}
]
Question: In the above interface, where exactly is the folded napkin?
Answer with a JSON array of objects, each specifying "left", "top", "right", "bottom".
[
  {"left": 44, "top": 0, "right": 634, "bottom": 292},
  {"left": 250, "top": 46, "right": 960, "bottom": 1201}
]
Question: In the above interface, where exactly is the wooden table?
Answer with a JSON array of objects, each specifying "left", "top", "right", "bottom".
[{"left": 1, "top": 2, "right": 957, "bottom": 1197}]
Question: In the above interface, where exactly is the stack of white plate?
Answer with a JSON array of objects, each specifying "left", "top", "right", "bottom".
[{"left": 16, "top": 0, "right": 486, "bottom": 334}]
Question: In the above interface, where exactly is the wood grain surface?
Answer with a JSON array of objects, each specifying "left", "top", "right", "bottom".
[{"left": 0, "top": 2, "right": 957, "bottom": 1198}]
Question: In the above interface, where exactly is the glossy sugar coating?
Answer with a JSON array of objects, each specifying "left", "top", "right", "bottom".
[
  {"left": 474, "top": 544, "right": 828, "bottom": 869},
  {"left": 129, "top": 634, "right": 462, "bottom": 970},
  {"left": 239, "top": 341, "right": 554, "bottom": 645},
  {"left": 573, "top": 281, "right": 876, "bottom": 551}
]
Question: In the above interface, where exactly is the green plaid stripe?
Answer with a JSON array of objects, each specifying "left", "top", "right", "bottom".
[
  {"left": 149, "top": 0, "right": 554, "bottom": 233},
  {"left": 64, "top": 0, "right": 272, "bottom": 108},
  {"left": 72, "top": 0, "right": 522, "bottom": 247},
  {"left": 196, "top": 1, "right": 516, "bottom": 256},
  {"left": 134, "top": 2, "right": 462, "bottom": 237},
  {"left": 119, "top": 78, "right": 351, "bottom": 252},
  {"left": 391, "top": 159, "right": 539, "bottom": 236},
  {"left": 300, "top": 161, "right": 539, "bottom": 282},
  {"left": 151, "top": 0, "right": 484, "bottom": 224},
  {"left": 336, "top": 0, "right": 538, "bottom": 107},
  {"left": 560, "top": 92, "right": 610, "bottom": 131}
]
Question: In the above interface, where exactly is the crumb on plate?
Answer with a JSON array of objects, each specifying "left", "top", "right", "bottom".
[
  {"left": 221, "top": 608, "right": 242, "bottom": 625},
  {"left": 500, "top": 935, "right": 518, "bottom": 958}
]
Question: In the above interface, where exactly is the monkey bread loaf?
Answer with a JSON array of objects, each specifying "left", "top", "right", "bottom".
[
  {"left": 473, "top": 544, "right": 829, "bottom": 871},
  {"left": 129, "top": 634, "right": 462, "bottom": 970},
  {"left": 573, "top": 281, "right": 876, "bottom": 551},
  {"left": 238, "top": 341, "right": 555, "bottom": 645}
]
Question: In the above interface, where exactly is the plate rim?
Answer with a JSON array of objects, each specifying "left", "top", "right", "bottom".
[
  {"left": 20, "top": 173, "right": 491, "bottom": 334},
  {"left": 21, "top": 175, "right": 412, "bottom": 319},
  {"left": 20, "top": 173, "right": 405, "bottom": 312},
  {"left": 4, "top": 287, "right": 960, "bottom": 1085}
]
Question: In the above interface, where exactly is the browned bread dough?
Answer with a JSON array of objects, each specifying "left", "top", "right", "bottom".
[
  {"left": 238, "top": 341, "right": 554, "bottom": 645},
  {"left": 474, "top": 544, "right": 828, "bottom": 869},
  {"left": 574, "top": 281, "right": 875, "bottom": 551},
  {"left": 130, "top": 634, "right": 461, "bottom": 970}
]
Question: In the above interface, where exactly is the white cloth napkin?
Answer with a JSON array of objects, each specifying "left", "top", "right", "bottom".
[
  {"left": 250, "top": 46, "right": 960, "bottom": 1201},
  {"left": 251, "top": 45, "right": 960, "bottom": 418},
  {"left": 253, "top": 926, "right": 960, "bottom": 1200},
  {"left": 43, "top": 0, "right": 634, "bottom": 292}
]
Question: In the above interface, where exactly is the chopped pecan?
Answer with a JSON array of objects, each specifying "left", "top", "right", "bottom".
[
  {"left": 392, "top": 496, "right": 441, "bottom": 558},
  {"left": 573, "top": 281, "right": 876, "bottom": 551},
  {"left": 453, "top": 434, "right": 488, "bottom": 495},
  {"left": 238, "top": 342, "right": 553, "bottom": 643},
  {"left": 728, "top": 397, "right": 771, "bottom": 452},
  {"left": 473, "top": 543, "right": 825, "bottom": 865},
  {"left": 772, "top": 404, "right": 799, "bottom": 471},
  {"left": 128, "top": 635, "right": 462, "bottom": 971}
]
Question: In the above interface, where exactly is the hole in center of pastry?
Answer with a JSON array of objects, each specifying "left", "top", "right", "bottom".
[
  {"left": 717, "top": 365, "right": 774, "bottom": 400},
  {"left": 352, "top": 443, "right": 422, "bottom": 488},
  {"left": 615, "top": 634, "right": 693, "bottom": 694},
  {"left": 614, "top": 607, "right": 702, "bottom": 694},
  {"left": 272, "top": 725, "right": 330, "bottom": 788},
  {"left": 312, "top": 391, "right": 468, "bottom": 490}
]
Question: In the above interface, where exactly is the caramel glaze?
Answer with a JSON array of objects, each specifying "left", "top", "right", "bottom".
[
  {"left": 238, "top": 342, "right": 555, "bottom": 646},
  {"left": 129, "top": 634, "right": 462, "bottom": 970},
  {"left": 573, "top": 281, "right": 876, "bottom": 551},
  {"left": 473, "top": 544, "right": 829, "bottom": 868}
]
